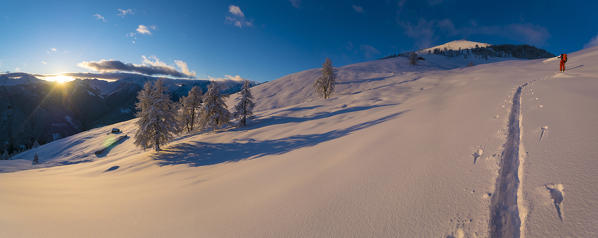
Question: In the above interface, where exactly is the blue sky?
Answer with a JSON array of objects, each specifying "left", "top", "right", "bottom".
[{"left": 1, "top": 0, "right": 597, "bottom": 82}]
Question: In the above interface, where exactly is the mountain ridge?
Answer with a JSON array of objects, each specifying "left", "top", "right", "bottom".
[{"left": 0, "top": 74, "right": 253, "bottom": 154}]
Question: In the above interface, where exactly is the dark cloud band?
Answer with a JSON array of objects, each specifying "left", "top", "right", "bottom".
[{"left": 78, "top": 60, "right": 192, "bottom": 78}]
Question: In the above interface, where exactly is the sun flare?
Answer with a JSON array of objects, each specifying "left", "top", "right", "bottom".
[{"left": 44, "top": 74, "right": 75, "bottom": 83}]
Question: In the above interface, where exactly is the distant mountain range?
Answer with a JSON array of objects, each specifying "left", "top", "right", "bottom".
[{"left": 0, "top": 73, "right": 255, "bottom": 154}]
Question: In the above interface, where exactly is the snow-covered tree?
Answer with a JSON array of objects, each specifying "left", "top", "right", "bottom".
[
  {"left": 314, "top": 58, "right": 335, "bottom": 99},
  {"left": 199, "top": 82, "right": 230, "bottom": 131},
  {"left": 233, "top": 80, "right": 255, "bottom": 127},
  {"left": 134, "top": 80, "right": 180, "bottom": 151},
  {"left": 32, "top": 140, "right": 40, "bottom": 148},
  {"left": 179, "top": 86, "right": 203, "bottom": 133},
  {"left": 1, "top": 150, "right": 7, "bottom": 160},
  {"left": 32, "top": 153, "right": 39, "bottom": 165}
]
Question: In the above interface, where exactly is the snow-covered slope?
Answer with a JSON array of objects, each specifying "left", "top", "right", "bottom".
[
  {"left": 244, "top": 53, "right": 516, "bottom": 112},
  {"left": 1, "top": 47, "right": 597, "bottom": 237},
  {"left": 418, "top": 39, "right": 491, "bottom": 53}
]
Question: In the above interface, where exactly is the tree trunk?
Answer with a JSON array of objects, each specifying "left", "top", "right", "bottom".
[
  {"left": 241, "top": 116, "right": 246, "bottom": 127},
  {"left": 154, "top": 130, "right": 160, "bottom": 151},
  {"left": 190, "top": 107, "right": 195, "bottom": 131}
]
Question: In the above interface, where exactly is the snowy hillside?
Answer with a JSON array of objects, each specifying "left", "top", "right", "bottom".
[
  {"left": 413, "top": 40, "right": 555, "bottom": 60},
  {"left": 418, "top": 39, "right": 491, "bottom": 53},
  {"left": 1, "top": 46, "right": 597, "bottom": 237},
  {"left": 0, "top": 74, "right": 253, "bottom": 151}
]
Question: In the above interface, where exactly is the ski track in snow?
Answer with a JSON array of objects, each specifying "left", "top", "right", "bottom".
[{"left": 489, "top": 82, "right": 528, "bottom": 238}]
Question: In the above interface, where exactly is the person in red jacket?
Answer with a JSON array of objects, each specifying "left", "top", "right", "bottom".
[{"left": 559, "top": 53, "right": 568, "bottom": 72}]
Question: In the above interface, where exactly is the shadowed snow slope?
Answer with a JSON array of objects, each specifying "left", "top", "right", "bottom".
[{"left": 1, "top": 48, "right": 597, "bottom": 237}]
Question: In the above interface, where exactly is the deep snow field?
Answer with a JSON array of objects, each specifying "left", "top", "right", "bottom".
[{"left": 1, "top": 47, "right": 597, "bottom": 237}]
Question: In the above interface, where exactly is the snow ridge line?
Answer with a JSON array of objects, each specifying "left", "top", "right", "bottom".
[{"left": 489, "top": 83, "right": 528, "bottom": 238}]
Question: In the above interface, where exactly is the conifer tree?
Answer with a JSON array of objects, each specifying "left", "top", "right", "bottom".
[
  {"left": 32, "top": 140, "right": 40, "bottom": 148},
  {"left": 32, "top": 153, "right": 39, "bottom": 165},
  {"left": 409, "top": 52, "right": 418, "bottom": 65},
  {"left": 233, "top": 80, "right": 255, "bottom": 127},
  {"left": 199, "top": 82, "right": 231, "bottom": 131},
  {"left": 179, "top": 86, "right": 203, "bottom": 133},
  {"left": 314, "top": 58, "right": 335, "bottom": 99},
  {"left": 134, "top": 80, "right": 180, "bottom": 151}
]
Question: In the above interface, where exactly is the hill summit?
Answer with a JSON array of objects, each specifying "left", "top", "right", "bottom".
[{"left": 418, "top": 40, "right": 491, "bottom": 53}]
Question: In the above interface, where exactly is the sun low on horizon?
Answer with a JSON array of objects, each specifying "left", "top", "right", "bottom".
[{"left": 42, "top": 74, "right": 76, "bottom": 83}]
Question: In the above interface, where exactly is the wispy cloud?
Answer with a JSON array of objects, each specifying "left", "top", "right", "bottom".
[
  {"left": 505, "top": 23, "right": 549, "bottom": 45},
  {"left": 142, "top": 55, "right": 169, "bottom": 67},
  {"left": 228, "top": 5, "right": 244, "bottom": 17},
  {"left": 126, "top": 32, "right": 137, "bottom": 44},
  {"left": 117, "top": 8, "right": 134, "bottom": 17},
  {"left": 62, "top": 72, "right": 167, "bottom": 81},
  {"left": 400, "top": 19, "right": 455, "bottom": 48},
  {"left": 78, "top": 59, "right": 182, "bottom": 77},
  {"left": 78, "top": 56, "right": 195, "bottom": 78},
  {"left": 400, "top": 18, "right": 550, "bottom": 48},
  {"left": 136, "top": 25, "right": 152, "bottom": 35},
  {"left": 46, "top": 48, "right": 58, "bottom": 54},
  {"left": 142, "top": 55, "right": 195, "bottom": 77},
  {"left": 225, "top": 5, "right": 253, "bottom": 28},
  {"left": 62, "top": 72, "right": 245, "bottom": 83},
  {"left": 352, "top": 5, "right": 364, "bottom": 13},
  {"left": 289, "top": 0, "right": 301, "bottom": 8},
  {"left": 93, "top": 13, "right": 106, "bottom": 22},
  {"left": 585, "top": 34, "right": 598, "bottom": 48},
  {"left": 174, "top": 60, "right": 197, "bottom": 77},
  {"left": 208, "top": 74, "right": 246, "bottom": 82},
  {"left": 41, "top": 60, "right": 47, "bottom": 65},
  {"left": 360, "top": 44, "right": 380, "bottom": 58},
  {"left": 128, "top": 25, "right": 156, "bottom": 41}
]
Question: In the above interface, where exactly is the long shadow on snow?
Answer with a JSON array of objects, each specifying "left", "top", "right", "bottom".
[
  {"left": 255, "top": 105, "right": 323, "bottom": 121},
  {"left": 95, "top": 135, "right": 129, "bottom": 158},
  {"left": 567, "top": 64, "right": 584, "bottom": 71},
  {"left": 237, "top": 104, "right": 398, "bottom": 131},
  {"left": 275, "top": 105, "right": 322, "bottom": 113},
  {"left": 337, "top": 75, "right": 391, "bottom": 85},
  {"left": 172, "top": 104, "right": 394, "bottom": 142},
  {"left": 341, "top": 77, "right": 422, "bottom": 96},
  {"left": 155, "top": 110, "right": 408, "bottom": 167}
]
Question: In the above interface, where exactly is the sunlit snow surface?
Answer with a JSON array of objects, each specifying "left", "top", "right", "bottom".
[{"left": 1, "top": 47, "right": 597, "bottom": 237}]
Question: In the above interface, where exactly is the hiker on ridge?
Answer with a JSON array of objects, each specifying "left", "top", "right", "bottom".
[{"left": 559, "top": 53, "right": 568, "bottom": 72}]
